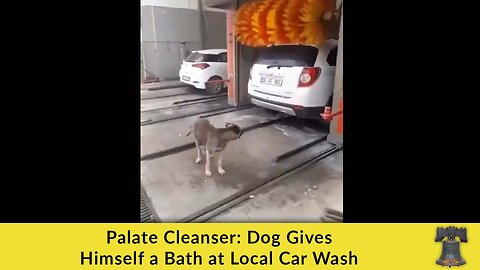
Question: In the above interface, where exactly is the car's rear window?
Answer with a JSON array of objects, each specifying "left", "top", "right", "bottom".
[
  {"left": 327, "top": 46, "right": 338, "bottom": 66},
  {"left": 186, "top": 52, "right": 226, "bottom": 62},
  {"left": 256, "top": 45, "right": 319, "bottom": 67}
]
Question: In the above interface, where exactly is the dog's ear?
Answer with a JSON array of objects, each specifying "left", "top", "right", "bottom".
[{"left": 232, "top": 125, "right": 242, "bottom": 137}]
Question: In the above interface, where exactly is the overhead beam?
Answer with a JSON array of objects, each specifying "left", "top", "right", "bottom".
[{"left": 203, "top": 0, "right": 235, "bottom": 9}]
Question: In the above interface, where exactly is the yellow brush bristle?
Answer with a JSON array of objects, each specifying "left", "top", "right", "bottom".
[{"left": 235, "top": 0, "right": 335, "bottom": 47}]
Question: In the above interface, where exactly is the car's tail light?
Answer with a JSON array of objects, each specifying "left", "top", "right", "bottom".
[
  {"left": 192, "top": 63, "right": 210, "bottom": 69},
  {"left": 293, "top": 105, "right": 304, "bottom": 111},
  {"left": 298, "top": 67, "right": 321, "bottom": 87}
]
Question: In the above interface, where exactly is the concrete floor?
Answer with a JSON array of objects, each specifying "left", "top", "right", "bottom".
[
  {"left": 141, "top": 98, "right": 230, "bottom": 123},
  {"left": 141, "top": 87, "right": 198, "bottom": 99},
  {"left": 141, "top": 86, "right": 223, "bottom": 112},
  {"left": 140, "top": 85, "right": 343, "bottom": 222},
  {"left": 141, "top": 106, "right": 282, "bottom": 157},
  {"left": 141, "top": 80, "right": 184, "bottom": 90},
  {"left": 210, "top": 151, "right": 343, "bottom": 222}
]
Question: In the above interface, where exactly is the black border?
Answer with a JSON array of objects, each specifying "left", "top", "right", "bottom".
[
  {"left": 344, "top": 1, "right": 479, "bottom": 222},
  {"left": 1, "top": 2, "right": 140, "bottom": 222}
]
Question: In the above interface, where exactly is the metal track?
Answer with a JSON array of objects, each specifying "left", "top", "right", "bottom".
[
  {"left": 321, "top": 208, "right": 343, "bottom": 222},
  {"left": 178, "top": 144, "right": 341, "bottom": 222},
  {"left": 141, "top": 104, "right": 254, "bottom": 126},
  {"left": 141, "top": 92, "right": 193, "bottom": 101},
  {"left": 147, "top": 84, "right": 185, "bottom": 91},
  {"left": 274, "top": 135, "right": 327, "bottom": 162},
  {"left": 172, "top": 94, "right": 227, "bottom": 105},
  {"left": 141, "top": 96, "right": 227, "bottom": 113},
  {"left": 140, "top": 116, "right": 288, "bottom": 161}
]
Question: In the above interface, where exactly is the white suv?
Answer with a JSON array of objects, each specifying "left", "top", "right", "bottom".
[
  {"left": 179, "top": 49, "right": 228, "bottom": 94},
  {"left": 247, "top": 40, "right": 338, "bottom": 119}
]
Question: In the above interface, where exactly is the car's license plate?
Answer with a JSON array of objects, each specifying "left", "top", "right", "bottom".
[
  {"left": 260, "top": 76, "right": 282, "bottom": 86},
  {"left": 182, "top": 76, "right": 190, "bottom": 81}
]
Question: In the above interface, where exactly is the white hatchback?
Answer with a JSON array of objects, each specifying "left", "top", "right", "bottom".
[
  {"left": 248, "top": 40, "right": 338, "bottom": 119},
  {"left": 179, "top": 49, "right": 228, "bottom": 94}
]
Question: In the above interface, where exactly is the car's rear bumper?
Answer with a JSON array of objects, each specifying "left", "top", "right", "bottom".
[
  {"left": 180, "top": 79, "right": 206, "bottom": 89},
  {"left": 249, "top": 95, "right": 325, "bottom": 119},
  {"left": 251, "top": 98, "right": 296, "bottom": 116},
  {"left": 179, "top": 71, "right": 206, "bottom": 89}
]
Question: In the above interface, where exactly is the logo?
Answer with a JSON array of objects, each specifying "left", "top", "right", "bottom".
[{"left": 435, "top": 226, "right": 467, "bottom": 267}]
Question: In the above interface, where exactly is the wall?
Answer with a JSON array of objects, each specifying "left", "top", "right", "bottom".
[
  {"left": 141, "top": 44, "right": 145, "bottom": 82},
  {"left": 202, "top": 10, "right": 227, "bottom": 49},
  {"left": 141, "top": 0, "right": 198, "bottom": 9},
  {"left": 141, "top": 6, "right": 202, "bottom": 80},
  {"left": 141, "top": 1, "right": 227, "bottom": 81}
]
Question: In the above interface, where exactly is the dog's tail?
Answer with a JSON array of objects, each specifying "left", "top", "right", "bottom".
[{"left": 185, "top": 125, "right": 193, "bottom": 137}]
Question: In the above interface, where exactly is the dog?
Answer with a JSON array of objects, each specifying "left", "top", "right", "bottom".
[{"left": 186, "top": 119, "right": 243, "bottom": 176}]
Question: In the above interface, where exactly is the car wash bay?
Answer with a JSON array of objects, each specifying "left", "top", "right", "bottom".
[
  {"left": 140, "top": 87, "right": 342, "bottom": 222},
  {"left": 140, "top": 0, "right": 343, "bottom": 222}
]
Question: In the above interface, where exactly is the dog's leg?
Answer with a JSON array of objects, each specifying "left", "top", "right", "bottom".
[
  {"left": 205, "top": 149, "right": 213, "bottom": 176},
  {"left": 217, "top": 152, "right": 225, "bottom": 175},
  {"left": 194, "top": 139, "right": 202, "bottom": 164}
]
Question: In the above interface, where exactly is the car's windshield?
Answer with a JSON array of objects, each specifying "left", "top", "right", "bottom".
[
  {"left": 185, "top": 52, "right": 225, "bottom": 62},
  {"left": 256, "top": 45, "right": 319, "bottom": 67}
]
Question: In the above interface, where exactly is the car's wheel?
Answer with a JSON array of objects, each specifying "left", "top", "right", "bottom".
[{"left": 206, "top": 76, "right": 225, "bottom": 95}]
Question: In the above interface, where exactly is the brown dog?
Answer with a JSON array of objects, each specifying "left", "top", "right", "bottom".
[{"left": 186, "top": 119, "right": 243, "bottom": 176}]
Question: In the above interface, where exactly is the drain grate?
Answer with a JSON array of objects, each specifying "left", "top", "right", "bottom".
[{"left": 141, "top": 189, "right": 160, "bottom": 223}]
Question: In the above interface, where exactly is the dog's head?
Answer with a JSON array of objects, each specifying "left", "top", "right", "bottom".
[{"left": 224, "top": 122, "right": 243, "bottom": 139}]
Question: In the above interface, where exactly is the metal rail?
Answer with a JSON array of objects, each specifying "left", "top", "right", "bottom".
[
  {"left": 172, "top": 94, "right": 227, "bottom": 105},
  {"left": 141, "top": 96, "right": 227, "bottom": 113},
  {"left": 141, "top": 92, "right": 193, "bottom": 101},
  {"left": 274, "top": 135, "right": 327, "bottom": 162},
  {"left": 140, "top": 104, "right": 254, "bottom": 126}
]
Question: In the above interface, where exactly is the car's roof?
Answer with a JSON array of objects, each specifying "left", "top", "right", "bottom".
[{"left": 192, "top": 49, "right": 227, "bottom": 55}]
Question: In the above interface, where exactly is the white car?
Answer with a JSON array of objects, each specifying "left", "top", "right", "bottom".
[
  {"left": 179, "top": 49, "right": 228, "bottom": 94},
  {"left": 248, "top": 40, "right": 338, "bottom": 119}
]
